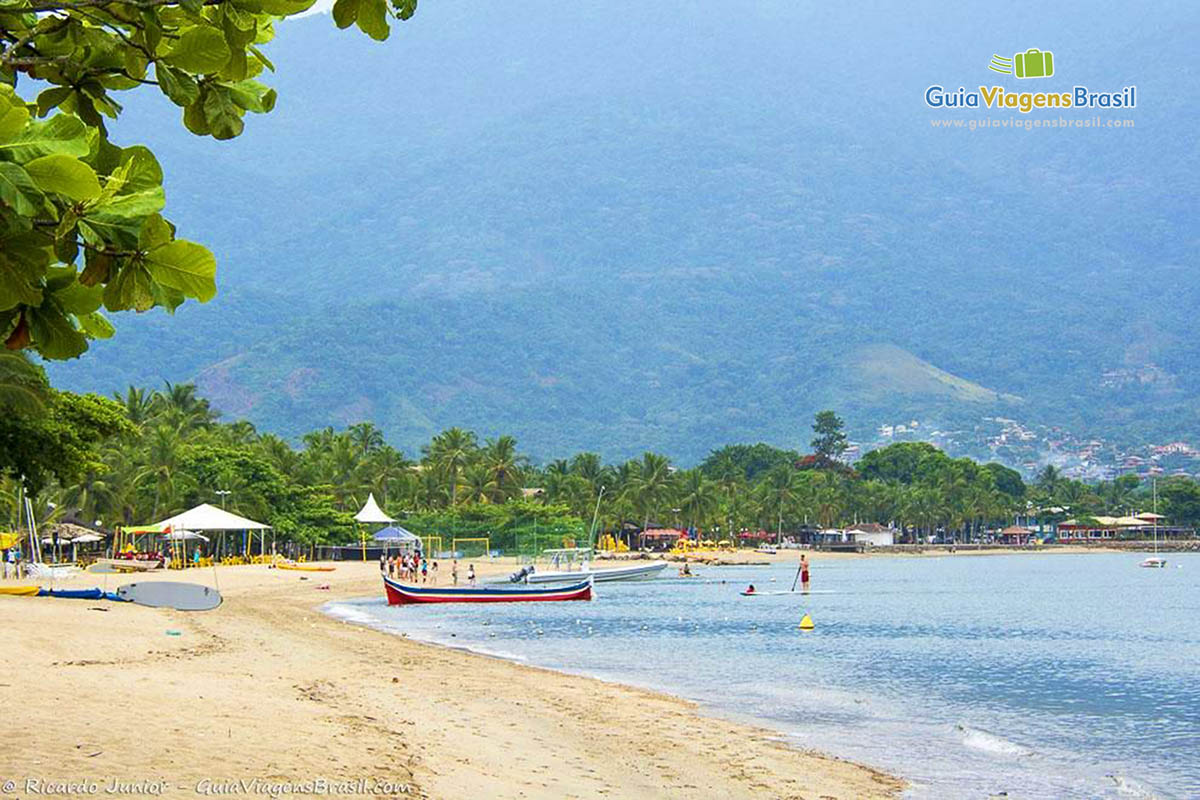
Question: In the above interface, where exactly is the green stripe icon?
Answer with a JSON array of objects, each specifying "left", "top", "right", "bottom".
[{"left": 989, "top": 54, "right": 1014, "bottom": 74}]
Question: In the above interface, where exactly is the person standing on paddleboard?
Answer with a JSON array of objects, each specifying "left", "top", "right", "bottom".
[{"left": 800, "top": 554, "right": 810, "bottom": 591}]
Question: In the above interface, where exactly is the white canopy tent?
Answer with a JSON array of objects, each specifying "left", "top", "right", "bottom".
[
  {"left": 158, "top": 503, "right": 271, "bottom": 531},
  {"left": 156, "top": 503, "right": 272, "bottom": 562},
  {"left": 353, "top": 493, "right": 394, "bottom": 560},
  {"left": 354, "top": 493, "right": 394, "bottom": 524}
]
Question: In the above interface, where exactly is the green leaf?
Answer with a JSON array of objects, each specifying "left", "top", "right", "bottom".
[
  {"left": 356, "top": 0, "right": 389, "bottom": 41},
  {"left": 54, "top": 279, "right": 104, "bottom": 315},
  {"left": 35, "top": 87, "right": 73, "bottom": 118},
  {"left": 165, "top": 26, "right": 233, "bottom": 74},
  {"left": 27, "top": 301, "right": 88, "bottom": 359},
  {"left": 0, "top": 98, "right": 30, "bottom": 142},
  {"left": 257, "top": 0, "right": 316, "bottom": 14},
  {"left": 332, "top": 0, "right": 360, "bottom": 29},
  {"left": 0, "top": 162, "right": 46, "bottom": 217},
  {"left": 0, "top": 253, "right": 44, "bottom": 311},
  {"left": 77, "top": 311, "right": 115, "bottom": 339},
  {"left": 156, "top": 63, "right": 201, "bottom": 107},
  {"left": 0, "top": 115, "right": 90, "bottom": 160},
  {"left": 146, "top": 240, "right": 217, "bottom": 302},
  {"left": 139, "top": 213, "right": 174, "bottom": 250},
  {"left": 393, "top": 0, "right": 417, "bottom": 21},
  {"left": 87, "top": 186, "right": 166, "bottom": 220},
  {"left": 25, "top": 154, "right": 102, "bottom": 201},
  {"left": 182, "top": 97, "right": 212, "bottom": 136},
  {"left": 118, "top": 146, "right": 164, "bottom": 194},
  {"left": 202, "top": 87, "right": 244, "bottom": 140},
  {"left": 225, "top": 80, "right": 277, "bottom": 113},
  {"left": 102, "top": 263, "right": 155, "bottom": 312}
]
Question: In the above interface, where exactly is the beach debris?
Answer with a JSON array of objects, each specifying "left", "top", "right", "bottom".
[
  {"left": 316, "top": 584, "right": 331, "bottom": 590},
  {"left": 165, "top": 630, "right": 182, "bottom": 636},
  {"left": 798, "top": 614, "right": 814, "bottom": 631},
  {"left": 392, "top": 677, "right": 399, "bottom": 683}
]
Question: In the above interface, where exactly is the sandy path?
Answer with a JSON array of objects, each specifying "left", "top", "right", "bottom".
[{"left": 1, "top": 561, "right": 902, "bottom": 800}]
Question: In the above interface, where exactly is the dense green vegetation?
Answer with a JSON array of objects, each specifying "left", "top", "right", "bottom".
[
  {"left": 4, "top": 383, "right": 1197, "bottom": 553},
  {"left": 0, "top": 0, "right": 417, "bottom": 359}
]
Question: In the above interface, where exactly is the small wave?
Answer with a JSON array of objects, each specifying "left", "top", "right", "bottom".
[
  {"left": 1107, "top": 773, "right": 1163, "bottom": 799},
  {"left": 956, "top": 724, "right": 1035, "bottom": 758},
  {"left": 322, "top": 601, "right": 529, "bottom": 663}
]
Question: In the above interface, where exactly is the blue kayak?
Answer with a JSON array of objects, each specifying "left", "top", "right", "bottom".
[{"left": 37, "top": 588, "right": 131, "bottom": 601}]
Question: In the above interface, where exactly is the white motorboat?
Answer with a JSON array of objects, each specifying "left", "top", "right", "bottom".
[
  {"left": 497, "top": 561, "right": 668, "bottom": 584},
  {"left": 1139, "top": 556, "right": 1167, "bottom": 569}
]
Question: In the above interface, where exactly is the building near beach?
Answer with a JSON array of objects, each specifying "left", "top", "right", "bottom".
[{"left": 844, "top": 523, "right": 896, "bottom": 547}]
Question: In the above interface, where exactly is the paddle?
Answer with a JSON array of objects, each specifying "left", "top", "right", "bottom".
[{"left": 790, "top": 558, "right": 803, "bottom": 592}]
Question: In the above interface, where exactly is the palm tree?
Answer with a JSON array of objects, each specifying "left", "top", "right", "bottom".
[
  {"left": 482, "top": 435, "right": 526, "bottom": 503},
  {"left": 135, "top": 423, "right": 188, "bottom": 518},
  {"left": 678, "top": 469, "right": 718, "bottom": 530},
  {"left": 424, "top": 427, "right": 478, "bottom": 505},
  {"left": 113, "top": 385, "right": 154, "bottom": 429},
  {"left": 348, "top": 422, "right": 385, "bottom": 457},
  {"left": 363, "top": 446, "right": 411, "bottom": 507},
  {"left": 457, "top": 463, "right": 495, "bottom": 505},
  {"left": 757, "top": 465, "right": 802, "bottom": 545},
  {"left": 622, "top": 453, "right": 676, "bottom": 531},
  {"left": 153, "top": 381, "right": 216, "bottom": 430}
]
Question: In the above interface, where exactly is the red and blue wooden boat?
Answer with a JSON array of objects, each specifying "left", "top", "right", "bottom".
[{"left": 383, "top": 575, "right": 593, "bottom": 605}]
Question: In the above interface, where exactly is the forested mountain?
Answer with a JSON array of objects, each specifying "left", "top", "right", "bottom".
[{"left": 47, "top": 0, "right": 1199, "bottom": 464}]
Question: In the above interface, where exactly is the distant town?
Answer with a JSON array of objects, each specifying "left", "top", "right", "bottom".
[{"left": 852, "top": 416, "right": 1199, "bottom": 482}]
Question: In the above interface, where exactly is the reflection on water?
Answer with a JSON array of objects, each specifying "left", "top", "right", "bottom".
[{"left": 328, "top": 553, "right": 1200, "bottom": 799}]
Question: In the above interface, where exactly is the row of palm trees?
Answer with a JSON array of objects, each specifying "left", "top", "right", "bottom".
[{"left": 7, "top": 381, "right": 1153, "bottom": 545}]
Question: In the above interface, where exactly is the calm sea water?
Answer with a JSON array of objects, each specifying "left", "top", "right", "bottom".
[{"left": 326, "top": 554, "right": 1199, "bottom": 799}]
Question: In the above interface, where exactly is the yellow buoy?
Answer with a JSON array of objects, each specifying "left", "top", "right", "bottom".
[{"left": 798, "top": 613, "right": 814, "bottom": 631}]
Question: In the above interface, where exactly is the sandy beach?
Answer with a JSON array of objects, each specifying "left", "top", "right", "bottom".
[{"left": 1, "top": 558, "right": 903, "bottom": 800}]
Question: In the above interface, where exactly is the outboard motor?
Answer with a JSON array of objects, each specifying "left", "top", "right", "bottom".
[{"left": 508, "top": 565, "right": 536, "bottom": 583}]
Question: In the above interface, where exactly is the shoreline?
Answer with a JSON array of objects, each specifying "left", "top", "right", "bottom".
[{"left": 1, "top": 560, "right": 903, "bottom": 799}]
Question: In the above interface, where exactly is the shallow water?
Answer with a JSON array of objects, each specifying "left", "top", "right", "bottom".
[{"left": 327, "top": 553, "right": 1200, "bottom": 799}]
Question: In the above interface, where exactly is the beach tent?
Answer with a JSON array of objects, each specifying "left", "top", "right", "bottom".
[
  {"left": 353, "top": 493, "right": 394, "bottom": 560},
  {"left": 156, "top": 504, "right": 271, "bottom": 562},
  {"left": 372, "top": 525, "right": 420, "bottom": 554},
  {"left": 354, "top": 493, "right": 394, "bottom": 524}
]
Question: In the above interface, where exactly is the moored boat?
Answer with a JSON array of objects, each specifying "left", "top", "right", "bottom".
[
  {"left": 515, "top": 561, "right": 668, "bottom": 584},
  {"left": 95, "top": 557, "right": 162, "bottom": 572},
  {"left": 384, "top": 575, "right": 593, "bottom": 605}
]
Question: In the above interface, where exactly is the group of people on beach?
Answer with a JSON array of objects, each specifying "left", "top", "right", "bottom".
[
  {"left": 3, "top": 547, "right": 26, "bottom": 580},
  {"left": 382, "top": 551, "right": 437, "bottom": 584},
  {"left": 380, "top": 551, "right": 478, "bottom": 587}
]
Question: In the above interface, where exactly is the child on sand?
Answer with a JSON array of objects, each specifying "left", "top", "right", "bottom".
[
  {"left": 451, "top": 559, "right": 459, "bottom": 585},
  {"left": 467, "top": 564, "right": 476, "bottom": 587}
]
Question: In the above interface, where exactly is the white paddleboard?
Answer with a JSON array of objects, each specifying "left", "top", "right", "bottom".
[
  {"left": 740, "top": 589, "right": 838, "bottom": 596},
  {"left": 117, "top": 581, "right": 222, "bottom": 611}
]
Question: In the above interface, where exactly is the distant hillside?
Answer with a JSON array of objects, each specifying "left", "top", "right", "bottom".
[{"left": 46, "top": 0, "right": 1200, "bottom": 464}]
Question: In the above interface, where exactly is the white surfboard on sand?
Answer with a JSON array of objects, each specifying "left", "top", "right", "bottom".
[{"left": 117, "top": 581, "right": 222, "bottom": 611}]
